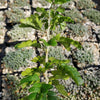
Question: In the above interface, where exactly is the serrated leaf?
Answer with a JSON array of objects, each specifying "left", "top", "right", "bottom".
[
  {"left": 60, "top": 64, "right": 84, "bottom": 85},
  {"left": 15, "top": 40, "right": 33, "bottom": 49},
  {"left": 21, "top": 68, "right": 32, "bottom": 76},
  {"left": 52, "top": 80, "right": 68, "bottom": 97},
  {"left": 20, "top": 74, "right": 40, "bottom": 84}
]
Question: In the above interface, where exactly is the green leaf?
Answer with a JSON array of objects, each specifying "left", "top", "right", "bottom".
[
  {"left": 21, "top": 68, "right": 32, "bottom": 76},
  {"left": 15, "top": 40, "right": 33, "bottom": 49},
  {"left": 36, "top": 93, "right": 47, "bottom": 100},
  {"left": 20, "top": 16, "right": 35, "bottom": 28},
  {"left": 20, "top": 74, "right": 40, "bottom": 84},
  {"left": 50, "top": 70, "right": 69, "bottom": 80},
  {"left": 46, "top": 0, "right": 52, "bottom": 3},
  {"left": 41, "top": 83, "right": 53, "bottom": 93},
  {"left": 27, "top": 93, "right": 37, "bottom": 100},
  {"left": 48, "top": 91, "right": 58, "bottom": 100},
  {"left": 40, "top": 39, "right": 49, "bottom": 46},
  {"left": 29, "top": 87, "right": 41, "bottom": 93},
  {"left": 31, "top": 56, "right": 45, "bottom": 64},
  {"left": 65, "top": 17, "right": 74, "bottom": 23},
  {"left": 36, "top": 7, "right": 45, "bottom": 12},
  {"left": 32, "top": 40, "right": 41, "bottom": 48},
  {"left": 60, "top": 64, "right": 84, "bottom": 85},
  {"left": 54, "top": 33, "right": 61, "bottom": 41},
  {"left": 29, "top": 82, "right": 42, "bottom": 93},
  {"left": 20, "top": 15, "right": 43, "bottom": 30},
  {"left": 52, "top": 80, "right": 68, "bottom": 97},
  {"left": 56, "top": 7, "right": 65, "bottom": 12},
  {"left": 59, "top": 37, "right": 82, "bottom": 50},
  {"left": 48, "top": 38, "right": 57, "bottom": 46},
  {"left": 60, "top": 22, "right": 66, "bottom": 30},
  {"left": 71, "top": 41, "right": 82, "bottom": 49}
]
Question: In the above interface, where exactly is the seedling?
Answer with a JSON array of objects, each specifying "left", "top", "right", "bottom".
[{"left": 15, "top": 0, "right": 84, "bottom": 99}]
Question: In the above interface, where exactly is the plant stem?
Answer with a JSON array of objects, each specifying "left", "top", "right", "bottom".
[{"left": 45, "top": 3, "right": 51, "bottom": 84}]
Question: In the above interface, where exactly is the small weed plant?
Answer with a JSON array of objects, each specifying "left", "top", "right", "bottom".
[{"left": 15, "top": 0, "right": 84, "bottom": 100}]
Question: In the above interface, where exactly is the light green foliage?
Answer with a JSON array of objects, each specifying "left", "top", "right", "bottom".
[
  {"left": 67, "top": 23, "right": 88, "bottom": 36},
  {"left": 48, "top": 46, "right": 66, "bottom": 60},
  {"left": 10, "top": 0, "right": 30, "bottom": 8},
  {"left": 82, "top": 9, "right": 100, "bottom": 25},
  {"left": 5, "top": 7, "right": 25, "bottom": 23},
  {"left": 65, "top": 9, "right": 84, "bottom": 23},
  {"left": 3, "top": 48, "right": 34, "bottom": 70},
  {"left": 76, "top": 0, "right": 96, "bottom": 9},
  {"left": 19, "top": 69, "right": 58, "bottom": 100},
  {"left": 72, "top": 44, "right": 94, "bottom": 64},
  {"left": 7, "top": 24, "right": 33, "bottom": 41}
]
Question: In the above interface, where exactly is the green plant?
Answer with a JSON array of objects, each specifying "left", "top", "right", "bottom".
[
  {"left": 3, "top": 48, "right": 35, "bottom": 70},
  {"left": 72, "top": 44, "right": 94, "bottom": 64},
  {"left": 9, "top": 0, "right": 30, "bottom": 8},
  {"left": 5, "top": 7, "right": 25, "bottom": 23},
  {"left": 76, "top": 0, "right": 96, "bottom": 10},
  {"left": 15, "top": 0, "right": 84, "bottom": 99},
  {"left": 61, "top": 0, "right": 75, "bottom": 9},
  {"left": 64, "top": 9, "right": 84, "bottom": 23},
  {"left": 67, "top": 23, "right": 88, "bottom": 36},
  {"left": 48, "top": 46, "right": 66, "bottom": 60},
  {"left": 7, "top": 24, "right": 33, "bottom": 41},
  {"left": 82, "top": 9, "right": 100, "bottom": 25}
]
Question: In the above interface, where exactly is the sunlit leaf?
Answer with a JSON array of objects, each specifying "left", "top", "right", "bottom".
[
  {"left": 15, "top": 40, "right": 33, "bottom": 49},
  {"left": 21, "top": 68, "right": 32, "bottom": 76}
]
